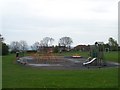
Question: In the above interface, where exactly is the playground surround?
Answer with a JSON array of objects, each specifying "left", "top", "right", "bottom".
[{"left": 16, "top": 42, "right": 119, "bottom": 69}]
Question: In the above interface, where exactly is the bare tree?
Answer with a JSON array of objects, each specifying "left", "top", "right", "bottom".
[
  {"left": 10, "top": 41, "right": 21, "bottom": 52},
  {"left": 19, "top": 40, "right": 28, "bottom": 51},
  {"left": 59, "top": 37, "right": 73, "bottom": 48},
  {"left": 39, "top": 40, "right": 45, "bottom": 47},
  {"left": 10, "top": 40, "right": 28, "bottom": 53},
  {"left": 49, "top": 38, "right": 54, "bottom": 46},
  {"left": 31, "top": 42, "right": 40, "bottom": 50},
  {"left": 42, "top": 37, "right": 49, "bottom": 46},
  {"left": 42, "top": 37, "right": 54, "bottom": 47}
]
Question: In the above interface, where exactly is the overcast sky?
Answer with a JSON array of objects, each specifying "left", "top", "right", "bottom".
[{"left": 0, "top": 0, "right": 119, "bottom": 46}]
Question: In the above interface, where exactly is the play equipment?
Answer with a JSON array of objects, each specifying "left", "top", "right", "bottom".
[
  {"left": 29, "top": 46, "right": 65, "bottom": 64},
  {"left": 17, "top": 57, "right": 28, "bottom": 65},
  {"left": 83, "top": 42, "right": 106, "bottom": 66},
  {"left": 16, "top": 46, "right": 66, "bottom": 66},
  {"left": 72, "top": 56, "right": 82, "bottom": 58},
  {"left": 83, "top": 58, "right": 97, "bottom": 66},
  {"left": 71, "top": 54, "right": 82, "bottom": 58}
]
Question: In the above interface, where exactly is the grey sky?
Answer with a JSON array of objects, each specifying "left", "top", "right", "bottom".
[{"left": 0, "top": 0, "right": 119, "bottom": 46}]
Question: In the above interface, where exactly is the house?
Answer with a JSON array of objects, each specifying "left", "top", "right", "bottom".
[{"left": 74, "top": 45, "right": 90, "bottom": 51}]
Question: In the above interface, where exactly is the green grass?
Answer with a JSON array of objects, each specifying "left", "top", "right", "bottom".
[
  {"left": 2, "top": 54, "right": 119, "bottom": 88},
  {"left": 104, "top": 51, "right": 118, "bottom": 62}
]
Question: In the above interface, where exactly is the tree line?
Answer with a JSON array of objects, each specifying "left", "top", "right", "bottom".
[
  {"left": 9, "top": 36, "right": 73, "bottom": 53},
  {"left": 0, "top": 33, "right": 119, "bottom": 55},
  {"left": 100, "top": 37, "right": 118, "bottom": 51}
]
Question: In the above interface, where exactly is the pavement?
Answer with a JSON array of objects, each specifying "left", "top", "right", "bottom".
[{"left": 17, "top": 56, "right": 120, "bottom": 70}]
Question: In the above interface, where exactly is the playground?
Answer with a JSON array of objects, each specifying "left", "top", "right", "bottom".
[
  {"left": 16, "top": 42, "right": 119, "bottom": 70},
  {"left": 2, "top": 51, "right": 119, "bottom": 88},
  {"left": 2, "top": 42, "right": 119, "bottom": 88}
]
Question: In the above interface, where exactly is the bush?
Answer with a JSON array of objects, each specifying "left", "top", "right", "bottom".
[
  {"left": 2, "top": 43, "right": 9, "bottom": 55},
  {"left": 53, "top": 46, "right": 59, "bottom": 53}
]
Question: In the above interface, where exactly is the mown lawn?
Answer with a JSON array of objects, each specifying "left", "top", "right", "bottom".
[
  {"left": 2, "top": 54, "right": 119, "bottom": 88},
  {"left": 104, "top": 51, "right": 118, "bottom": 62}
]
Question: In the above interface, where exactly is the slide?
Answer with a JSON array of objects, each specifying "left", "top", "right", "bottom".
[{"left": 83, "top": 58, "right": 97, "bottom": 66}]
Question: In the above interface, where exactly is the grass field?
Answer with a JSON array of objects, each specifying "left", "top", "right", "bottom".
[
  {"left": 104, "top": 51, "right": 118, "bottom": 62},
  {"left": 2, "top": 52, "right": 119, "bottom": 88}
]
